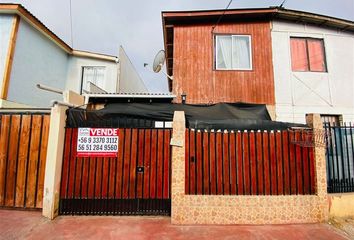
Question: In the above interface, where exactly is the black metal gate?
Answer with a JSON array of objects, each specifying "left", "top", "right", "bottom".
[{"left": 324, "top": 122, "right": 354, "bottom": 193}]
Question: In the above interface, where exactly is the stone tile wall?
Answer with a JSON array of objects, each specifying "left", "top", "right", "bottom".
[{"left": 171, "top": 112, "right": 328, "bottom": 224}]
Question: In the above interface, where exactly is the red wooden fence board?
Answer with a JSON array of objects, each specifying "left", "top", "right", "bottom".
[
  {"left": 142, "top": 130, "right": 151, "bottom": 199},
  {"left": 236, "top": 132, "right": 243, "bottom": 195},
  {"left": 256, "top": 132, "right": 264, "bottom": 195},
  {"left": 209, "top": 132, "right": 217, "bottom": 194},
  {"left": 163, "top": 130, "right": 171, "bottom": 199},
  {"left": 156, "top": 130, "right": 164, "bottom": 198},
  {"left": 243, "top": 132, "right": 250, "bottom": 195},
  {"left": 60, "top": 128, "right": 172, "bottom": 201},
  {"left": 295, "top": 132, "right": 303, "bottom": 194},
  {"left": 223, "top": 133, "right": 230, "bottom": 195},
  {"left": 136, "top": 129, "right": 145, "bottom": 198},
  {"left": 202, "top": 131, "right": 210, "bottom": 195},
  {"left": 276, "top": 131, "right": 284, "bottom": 195},
  {"left": 185, "top": 129, "right": 316, "bottom": 196},
  {"left": 229, "top": 133, "right": 237, "bottom": 195},
  {"left": 282, "top": 131, "right": 290, "bottom": 195},
  {"left": 249, "top": 132, "right": 257, "bottom": 195},
  {"left": 196, "top": 131, "right": 203, "bottom": 194},
  {"left": 216, "top": 132, "right": 223, "bottom": 194}
]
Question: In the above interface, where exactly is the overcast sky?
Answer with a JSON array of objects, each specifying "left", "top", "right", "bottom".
[{"left": 2, "top": 0, "right": 353, "bottom": 92}]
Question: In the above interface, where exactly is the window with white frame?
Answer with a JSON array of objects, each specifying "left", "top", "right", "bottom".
[
  {"left": 81, "top": 66, "right": 106, "bottom": 93},
  {"left": 215, "top": 35, "right": 252, "bottom": 70}
]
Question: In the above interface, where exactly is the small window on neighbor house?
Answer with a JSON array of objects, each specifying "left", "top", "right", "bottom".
[
  {"left": 81, "top": 66, "right": 106, "bottom": 94},
  {"left": 290, "top": 38, "right": 327, "bottom": 72},
  {"left": 215, "top": 35, "right": 252, "bottom": 70}
]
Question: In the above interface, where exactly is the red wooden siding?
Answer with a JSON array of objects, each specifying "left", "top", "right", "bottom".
[
  {"left": 0, "top": 113, "right": 50, "bottom": 209},
  {"left": 185, "top": 129, "right": 316, "bottom": 195},
  {"left": 172, "top": 21, "right": 274, "bottom": 105},
  {"left": 60, "top": 128, "right": 172, "bottom": 200}
]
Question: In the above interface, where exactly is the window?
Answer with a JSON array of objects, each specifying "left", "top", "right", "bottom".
[
  {"left": 215, "top": 35, "right": 252, "bottom": 70},
  {"left": 81, "top": 66, "right": 106, "bottom": 93},
  {"left": 290, "top": 38, "right": 327, "bottom": 72}
]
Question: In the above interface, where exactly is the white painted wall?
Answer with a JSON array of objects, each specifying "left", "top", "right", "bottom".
[
  {"left": 0, "top": 15, "right": 13, "bottom": 85},
  {"left": 118, "top": 46, "right": 147, "bottom": 93},
  {"left": 271, "top": 20, "right": 354, "bottom": 123},
  {"left": 66, "top": 56, "right": 118, "bottom": 94},
  {"left": 7, "top": 19, "right": 68, "bottom": 107}
]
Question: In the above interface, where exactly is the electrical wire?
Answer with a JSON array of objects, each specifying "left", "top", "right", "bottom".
[
  {"left": 211, "top": 0, "right": 233, "bottom": 33},
  {"left": 279, "top": 0, "right": 289, "bottom": 8}
]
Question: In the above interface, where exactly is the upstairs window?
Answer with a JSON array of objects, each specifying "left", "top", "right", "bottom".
[
  {"left": 290, "top": 38, "right": 327, "bottom": 72},
  {"left": 215, "top": 35, "right": 252, "bottom": 70},
  {"left": 81, "top": 66, "right": 106, "bottom": 93}
]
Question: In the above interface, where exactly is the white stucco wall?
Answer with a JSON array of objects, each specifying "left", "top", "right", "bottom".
[
  {"left": 271, "top": 20, "right": 354, "bottom": 123},
  {"left": 7, "top": 19, "right": 69, "bottom": 107},
  {"left": 66, "top": 56, "right": 118, "bottom": 94},
  {"left": 0, "top": 15, "right": 14, "bottom": 86}
]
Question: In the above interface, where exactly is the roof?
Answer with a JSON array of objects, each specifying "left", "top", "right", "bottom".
[
  {"left": 162, "top": 7, "right": 354, "bottom": 91},
  {"left": 85, "top": 92, "right": 176, "bottom": 98},
  {"left": 0, "top": 3, "right": 117, "bottom": 62}
]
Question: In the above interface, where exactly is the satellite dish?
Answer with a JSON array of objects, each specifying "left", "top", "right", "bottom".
[{"left": 152, "top": 50, "right": 165, "bottom": 73}]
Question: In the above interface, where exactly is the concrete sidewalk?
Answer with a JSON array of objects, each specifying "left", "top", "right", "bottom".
[{"left": 0, "top": 209, "right": 350, "bottom": 240}]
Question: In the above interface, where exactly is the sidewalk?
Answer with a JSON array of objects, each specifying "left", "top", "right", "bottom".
[{"left": 0, "top": 209, "right": 349, "bottom": 240}]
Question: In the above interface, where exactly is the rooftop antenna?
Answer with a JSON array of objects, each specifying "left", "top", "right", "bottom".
[
  {"left": 279, "top": 0, "right": 288, "bottom": 8},
  {"left": 144, "top": 50, "right": 173, "bottom": 81},
  {"left": 211, "top": 0, "right": 233, "bottom": 33}
]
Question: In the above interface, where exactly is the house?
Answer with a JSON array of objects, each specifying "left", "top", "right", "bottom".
[
  {"left": 0, "top": 4, "right": 147, "bottom": 108},
  {"left": 162, "top": 7, "right": 354, "bottom": 123}
]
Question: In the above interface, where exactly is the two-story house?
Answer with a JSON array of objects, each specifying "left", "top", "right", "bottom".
[
  {"left": 162, "top": 7, "right": 354, "bottom": 124},
  {"left": 0, "top": 4, "right": 147, "bottom": 108}
]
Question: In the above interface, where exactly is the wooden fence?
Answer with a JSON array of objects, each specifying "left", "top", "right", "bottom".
[
  {"left": 59, "top": 127, "right": 172, "bottom": 215},
  {"left": 185, "top": 129, "right": 316, "bottom": 195},
  {"left": 0, "top": 112, "right": 50, "bottom": 209}
]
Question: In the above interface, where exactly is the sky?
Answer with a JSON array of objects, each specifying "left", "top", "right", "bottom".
[{"left": 1, "top": 0, "right": 353, "bottom": 92}]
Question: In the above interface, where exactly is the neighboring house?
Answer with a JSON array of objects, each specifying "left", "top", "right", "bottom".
[
  {"left": 162, "top": 7, "right": 354, "bottom": 123},
  {"left": 0, "top": 4, "right": 147, "bottom": 108}
]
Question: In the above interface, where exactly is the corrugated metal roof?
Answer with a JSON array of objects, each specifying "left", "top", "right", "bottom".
[{"left": 85, "top": 92, "right": 176, "bottom": 98}]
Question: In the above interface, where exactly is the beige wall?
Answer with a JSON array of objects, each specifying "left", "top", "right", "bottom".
[{"left": 328, "top": 193, "right": 354, "bottom": 218}]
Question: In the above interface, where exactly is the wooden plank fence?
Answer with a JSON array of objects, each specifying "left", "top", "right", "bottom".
[
  {"left": 0, "top": 112, "right": 50, "bottom": 209},
  {"left": 59, "top": 128, "right": 172, "bottom": 215},
  {"left": 185, "top": 129, "right": 316, "bottom": 195}
]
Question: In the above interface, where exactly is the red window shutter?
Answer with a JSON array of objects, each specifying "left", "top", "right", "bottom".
[
  {"left": 308, "top": 39, "right": 326, "bottom": 72},
  {"left": 290, "top": 38, "right": 309, "bottom": 71}
]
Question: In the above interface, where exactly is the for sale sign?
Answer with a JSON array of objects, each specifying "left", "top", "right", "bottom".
[{"left": 77, "top": 128, "right": 119, "bottom": 157}]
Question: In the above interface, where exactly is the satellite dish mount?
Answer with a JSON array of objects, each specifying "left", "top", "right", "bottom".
[{"left": 144, "top": 50, "right": 173, "bottom": 80}]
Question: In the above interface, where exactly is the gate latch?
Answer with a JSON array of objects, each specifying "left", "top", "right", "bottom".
[{"left": 137, "top": 166, "right": 144, "bottom": 173}]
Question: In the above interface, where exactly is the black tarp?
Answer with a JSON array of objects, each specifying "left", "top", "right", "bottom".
[{"left": 67, "top": 102, "right": 307, "bottom": 130}]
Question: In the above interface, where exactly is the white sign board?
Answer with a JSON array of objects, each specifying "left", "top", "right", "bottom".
[{"left": 77, "top": 128, "right": 119, "bottom": 157}]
